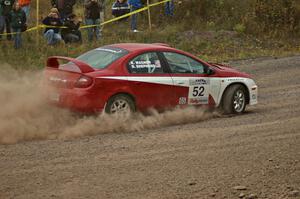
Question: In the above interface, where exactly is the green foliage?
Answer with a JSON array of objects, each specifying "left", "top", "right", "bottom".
[
  {"left": 253, "top": 0, "right": 300, "bottom": 35},
  {"left": 234, "top": 24, "right": 246, "bottom": 34},
  {"left": 1, "top": 0, "right": 300, "bottom": 70},
  {"left": 170, "top": 0, "right": 300, "bottom": 36},
  {"left": 30, "top": 0, "right": 300, "bottom": 36}
]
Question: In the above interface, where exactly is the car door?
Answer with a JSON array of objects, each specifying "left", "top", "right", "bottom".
[
  {"left": 161, "top": 51, "right": 221, "bottom": 106},
  {"left": 127, "top": 52, "right": 177, "bottom": 111}
]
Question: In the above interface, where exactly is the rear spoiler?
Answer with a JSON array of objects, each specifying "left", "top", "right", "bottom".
[{"left": 47, "top": 56, "right": 95, "bottom": 73}]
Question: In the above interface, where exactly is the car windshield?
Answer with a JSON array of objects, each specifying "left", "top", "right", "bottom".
[{"left": 76, "top": 47, "right": 128, "bottom": 69}]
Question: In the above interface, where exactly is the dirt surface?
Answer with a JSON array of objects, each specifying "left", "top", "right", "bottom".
[{"left": 0, "top": 56, "right": 299, "bottom": 199}]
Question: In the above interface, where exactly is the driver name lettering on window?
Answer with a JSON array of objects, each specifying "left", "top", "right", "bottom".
[{"left": 129, "top": 52, "right": 163, "bottom": 74}]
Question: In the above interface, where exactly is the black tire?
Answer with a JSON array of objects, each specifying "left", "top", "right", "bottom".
[
  {"left": 105, "top": 94, "right": 135, "bottom": 114},
  {"left": 222, "top": 84, "right": 247, "bottom": 114}
]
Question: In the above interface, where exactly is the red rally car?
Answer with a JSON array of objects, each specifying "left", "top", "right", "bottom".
[{"left": 44, "top": 43, "right": 258, "bottom": 114}]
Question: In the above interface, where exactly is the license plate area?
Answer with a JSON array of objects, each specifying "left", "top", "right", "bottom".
[{"left": 49, "top": 93, "right": 60, "bottom": 102}]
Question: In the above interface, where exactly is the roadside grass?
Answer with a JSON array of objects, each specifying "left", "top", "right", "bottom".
[
  {"left": 0, "top": 0, "right": 299, "bottom": 70},
  {"left": 1, "top": 22, "right": 299, "bottom": 70}
]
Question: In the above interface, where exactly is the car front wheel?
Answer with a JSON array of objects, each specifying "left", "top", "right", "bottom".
[{"left": 222, "top": 84, "right": 247, "bottom": 114}]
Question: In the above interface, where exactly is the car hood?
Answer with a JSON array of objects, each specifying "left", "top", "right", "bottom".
[{"left": 209, "top": 63, "right": 251, "bottom": 78}]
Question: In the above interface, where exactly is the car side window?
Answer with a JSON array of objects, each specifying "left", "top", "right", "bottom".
[
  {"left": 128, "top": 52, "right": 164, "bottom": 74},
  {"left": 163, "top": 52, "right": 205, "bottom": 74}
]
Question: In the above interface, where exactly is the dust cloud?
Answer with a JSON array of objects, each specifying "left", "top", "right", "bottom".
[{"left": 0, "top": 65, "right": 216, "bottom": 144}]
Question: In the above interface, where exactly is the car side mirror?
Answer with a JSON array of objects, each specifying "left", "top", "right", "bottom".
[{"left": 207, "top": 68, "right": 215, "bottom": 75}]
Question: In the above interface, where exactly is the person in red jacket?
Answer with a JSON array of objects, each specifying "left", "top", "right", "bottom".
[{"left": 18, "top": 0, "right": 30, "bottom": 19}]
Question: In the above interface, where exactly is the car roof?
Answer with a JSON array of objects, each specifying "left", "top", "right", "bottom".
[{"left": 106, "top": 43, "right": 175, "bottom": 52}]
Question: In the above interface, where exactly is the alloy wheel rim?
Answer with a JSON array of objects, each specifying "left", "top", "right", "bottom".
[
  {"left": 233, "top": 90, "right": 245, "bottom": 112},
  {"left": 110, "top": 99, "right": 130, "bottom": 114}
]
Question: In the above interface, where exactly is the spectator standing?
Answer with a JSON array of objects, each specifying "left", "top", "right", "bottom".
[
  {"left": 84, "top": 0, "right": 102, "bottom": 41},
  {"left": 0, "top": 0, "right": 4, "bottom": 40},
  {"left": 165, "top": 0, "right": 174, "bottom": 16},
  {"left": 99, "top": 0, "right": 105, "bottom": 25},
  {"left": 42, "top": 8, "right": 63, "bottom": 45},
  {"left": 18, "top": 0, "right": 30, "bottom": 19},
  {"left": 61, "top": 13, "right": 82, "bottom": 43},
  {"left": 0, "top": 0, "right": 15, "bottom": 40},
  {"left": 112, "top": 0, "right": 130, "bottom": 20},
  {"left": 128, "top": 0, "right": 142, "bottom": 32},
  {"left": 10, "top": 2, "right": 26, "bottom": 49},
  {"left": 51, "top": 0, "right": 76, "bottom": 20}
]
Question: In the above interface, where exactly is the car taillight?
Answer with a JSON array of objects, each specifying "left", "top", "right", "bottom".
[{"left": 75, "top": 75, "right": 93, "bottom": 88}]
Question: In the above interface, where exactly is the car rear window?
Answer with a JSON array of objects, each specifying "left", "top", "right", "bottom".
[{"left": 76, "top": 47, "right": 128, "bottom": 69}]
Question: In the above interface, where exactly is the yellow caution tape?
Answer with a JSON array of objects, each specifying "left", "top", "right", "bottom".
[
  {"left": 0, "top": 26, "right": 39, "bottom": 36},
  {"left": 0, "top": 0, "right": 170, "bottom": 36},
  {"left": 38, "top": 24, "right": 67, "bottom": 29}
]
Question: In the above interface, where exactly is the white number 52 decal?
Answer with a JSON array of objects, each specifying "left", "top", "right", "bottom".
[
  {"left": 192, "top": 86, "right": 205, "bottom": 97},
  {"left": 188, "top": 79, "right": 209, "bottom": 105}
]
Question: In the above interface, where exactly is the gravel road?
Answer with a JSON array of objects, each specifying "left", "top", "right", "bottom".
[{"left": 0, "top": 56, "right": 299, "bottom": 199}]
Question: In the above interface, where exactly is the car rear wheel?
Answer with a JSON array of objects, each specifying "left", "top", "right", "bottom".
[
  {"left": 222, "top": 84, "right": 247, "bottom": 114},
  {"left": 105, "top": 94, "right": 135, "bottom": 114}
]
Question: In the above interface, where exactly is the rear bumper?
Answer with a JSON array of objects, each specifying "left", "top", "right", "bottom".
[{"left": 48, "top": 88, "right": 105, "bottom": 113}]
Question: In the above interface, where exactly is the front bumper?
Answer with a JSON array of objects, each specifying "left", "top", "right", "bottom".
[{"left": 249, "top": 85, "right": 258, "bottom": 105}]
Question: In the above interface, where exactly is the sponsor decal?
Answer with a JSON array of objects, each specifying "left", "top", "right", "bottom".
[
  {"left": 188, "top": 97, "right": 208, "bottom": 104},
  {"left": 49, "top": 77, "right": 67, "bottom": 83},
  {"left": 189, "top": 79, "right": 209, "bottom": 86},
  {"left": 252, "top": 94, "right": 257, "bottom": 100},
  {"left": 178, "top": 97, "right": 187, "bottom": 105},
  {"left": 226, "top": 78, "right": 244, "bottom": 82}
]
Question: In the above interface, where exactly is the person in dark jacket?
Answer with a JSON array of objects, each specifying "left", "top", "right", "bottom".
[
  {"left": 84, "top": 0, "right": 102, "bottom": 41},
  {"left": 10, "top": 2, "right": 26, "bottom": 49},
  {"left": 128, "top": 0, "right": 142, "bottom": 32},
  {"left": 51, "top": 0, "right": 75, "bottom": 20},
  {"left": 42, "top": 8, "right": 63, "bottom": 45},
  {"left": 165, "top": 0, "right": 174, "bottom": 16},
  {"left": 112, "top": 0, "right": 130, "bottom": 20},
  {"left": 61, "top": 13, "right": 82, "bottom": 43},
  {"left": 0, "top": 0, "right": 4, "bottom": 40},
  {"left": 0, "top": 0, "right": 15, "bottom": 40}
]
